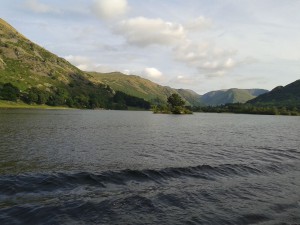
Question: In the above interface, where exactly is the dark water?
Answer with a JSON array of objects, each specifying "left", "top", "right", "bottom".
[{"left": 0, "top": 109, "right": 299, "bottom": 225}]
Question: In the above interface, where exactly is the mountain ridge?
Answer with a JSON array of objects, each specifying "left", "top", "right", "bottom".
[
  {"left": 200, "top": 88, "right": 269, "bottom": 106},
  {"left": 89, "top": 71, "right": 203, "bottom": 106},
  {"left": 248, "top": 79, "right": 300, "bottom": 107}
]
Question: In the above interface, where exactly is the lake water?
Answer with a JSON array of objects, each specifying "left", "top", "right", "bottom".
[{"left": 0, "top": 109, "right": 299, "bottom": 225}]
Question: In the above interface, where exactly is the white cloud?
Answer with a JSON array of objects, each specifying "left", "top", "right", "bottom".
[
  {"left": 122, "top": 69, "right": 131, "bottom": 75},
  {"left": 115, "top": 17, "right": 186, "bottom": 47},
  {"left": 92, "top": 0, "right": 128, "bottom": 20},
  {"left": 142, "top": 67, "right": 163, "bottom": 79},
  {"left": 24, "top": 0, "right": 59, "bottom": 13},
  {"left": 173, "top": 40, "right": 237, "bottom": 77},
  {"left": 113, "top": 15, "right": 239, "bottom": 77},
  {"left": 185, "top": 16, "right": 212, "bottom": 31},
  {"left": 174, "top": 75, "right": 196, "bottom": 85},
  {"left": 65, "top": 55, "right": 90, "bottom": 70},
  {"left": 65, "top": 55, "right": 114, "bottom": 72}
]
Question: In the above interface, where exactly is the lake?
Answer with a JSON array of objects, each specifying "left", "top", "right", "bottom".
[{"left": 0, "top": 109, "right": 299, "bottom": 224}]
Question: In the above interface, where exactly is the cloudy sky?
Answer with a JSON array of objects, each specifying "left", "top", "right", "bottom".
[{"left": 1, "top": 0, "right": 300, "bottom": 94}]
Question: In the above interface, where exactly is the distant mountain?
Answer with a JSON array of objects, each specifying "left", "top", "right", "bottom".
[
  {"left": 200, "top": 88, "right": 269, "bottom": 106},
  {"left": 176, "top": 89, "right": 202, "bottom": 106},
  {"left": 248, "top": 80, "right": 300, "bottom": 107},
  {"left": 89, "top": 72, "right": 202, "bottom": 106}
]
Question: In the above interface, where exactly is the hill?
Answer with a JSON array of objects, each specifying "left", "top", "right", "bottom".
[
  {"left": 200, "top": 88, "right": 268, "bottom": 106},
  {"left": 176, "top": 89, "right": 202, "bottom": 106},
  {"left": 89, "top": 72, "right": 202, "bottom": 106},
  {"left": 0, "top": 18, "right": 95, "bottom": 90},
  {"left": 248, "top": 80, "right": 300, "bottom": 107},
  {"left": 0, "top": 18, "right": 151, "bottom": 109}
]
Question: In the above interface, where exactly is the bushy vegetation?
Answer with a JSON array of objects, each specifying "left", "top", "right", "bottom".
[
  {"left": 113, "top": 91, "right": 151, "bottom": 110},
  {"left": 0, "top": 82, "right": 151, "bottom": 110},
  {"left": 193, "top": 103, "right": 300, "bottom": 116},
  {"left": 152, "top": 93, "right": 192, "bottom": 114},
  {"left": 0, "top": 82, "right": 20, "bottom": 101}
]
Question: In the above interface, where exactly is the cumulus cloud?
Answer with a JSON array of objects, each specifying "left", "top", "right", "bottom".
[
  {"left": 65, "top": 55, "right": 114, "bottom": 72},
  {"left": 24, "top": 0, "right": 59, "bottom": 13},
  {"left": 115, "top": 17, "right": 186, "bottom": 47},
  {"left": 142, "top": 67, "right": 163, "bottom": 78},
  {"left": 65, "top": 55, "right": 91, "bottom": 71},
  {"left": 92, "top": 0, "right": 128, "bottom": 20},
  {"left": 122, "top": 69, "right": 131, "bottom": 75},
  {"left": 173, "top": 40, "right": 237, "bottom": 77},
  {"left": 112, "top": 15, "right": 240, "bottom": 76},
  {"left": 174, "top": 75, "right": 196, "bottom": 85}
]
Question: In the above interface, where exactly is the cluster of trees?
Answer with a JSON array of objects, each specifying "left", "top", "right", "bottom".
[
  {"left": 21, "top": 85, "right": 113, "bottom": 109},
  {"left": 0, "top": 82, "right": 151, "bottom": 110},
  {"left": 0, "top": 83, "right": 20, "bottom": 101},
  {"left": 152, "top": 93, "right": 192, "bottom": 114},
  {"left": 113, "top": 91, "right": 151, "bottom": 110},
  {"left": 193, "top": 103, "right": 300, "bottom": 116}
]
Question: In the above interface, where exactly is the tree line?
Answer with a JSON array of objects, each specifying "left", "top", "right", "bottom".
[
  {"left": 0, "top": 82, "right": 150, "bottom": 110},
  {"left": 193, "top": 103, "right": 300, "bottom": 116},
  {"left": 1, "top": 82, "right": 299, "bottom": 115}
]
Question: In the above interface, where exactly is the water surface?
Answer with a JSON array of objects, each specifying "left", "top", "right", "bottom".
[{"left": 0, "top": 109, "right": 299, "bottom": 224}]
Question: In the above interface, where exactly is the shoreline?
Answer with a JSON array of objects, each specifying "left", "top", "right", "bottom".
[{"left": 0, "top": 100, "right": 70, "bottom": 110}]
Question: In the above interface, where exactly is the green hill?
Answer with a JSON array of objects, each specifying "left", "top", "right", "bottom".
[
  {"left": 0, "top": 18, "right": 94, "bottom": 90},
  {"left": 0, "top": 18, "right": 152, "bottom": 109},
  {"left": 89, "top": 72, "right": 202, "bottom": 106},
  {"left": 248, "top": 80, "right": 300, "bottom": 107},
  {"left": 176, "top": 89, "right": 202, "bottom": 106},
  {"left": 200, "top": 88, "right": 268, "bottom": 106}
]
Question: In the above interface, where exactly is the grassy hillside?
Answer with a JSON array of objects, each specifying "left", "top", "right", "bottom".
[
  {"left": 89, "top": 72, "right": 171, "bottom": 102},
  {"left": 176, "top": 89, "right": 202, "bottom": 106},
  {"left": 0, "top": 18, "right": 96, "bottom": 90},
  {"left": 0, "top": 18, "right": 151, "bottom": 109},
  {"left": 89, "top": 72, "right": 202, "bottom": 106},
  {"left": 200, "top": 88, "right": 268, "bottom": 106},
  {"left": 248, "top": 80, "right": 300, "bottom": 107}
]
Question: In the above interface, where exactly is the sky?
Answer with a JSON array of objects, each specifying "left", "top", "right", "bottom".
[{"left": 1, "top": 0, "right": 300, "bottom": 94}]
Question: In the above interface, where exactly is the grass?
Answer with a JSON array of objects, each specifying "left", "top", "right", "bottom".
[{"left": 0, "top": 100, "right": 70, "bottom": 109}]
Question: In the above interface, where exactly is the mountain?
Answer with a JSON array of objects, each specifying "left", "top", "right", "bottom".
[
  {"left": 176, "top": 89, "right": 202, "bottom": 106},
  {"left": 89, "top": 72, "right": 202, "bottom": 106},
  {"left": 0, "top": 18, "right": 152, "bottom": 109},
  {"left": 248, "top": 80, "right": 300, "bottom": 107},
  {"left": 0, "top": 18, "right": 93, "bottom": 90},
  {"left": 200, "top": 88, "right": 269, "bottom": 106}
]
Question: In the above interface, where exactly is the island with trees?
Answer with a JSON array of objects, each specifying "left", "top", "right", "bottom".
[{"left": 152, "top": 93, "right": 193, "bottom": 114}]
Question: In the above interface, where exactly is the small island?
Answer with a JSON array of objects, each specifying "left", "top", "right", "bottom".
[{"left": 152, "top": 93, "right": 193, "bottom": 114}]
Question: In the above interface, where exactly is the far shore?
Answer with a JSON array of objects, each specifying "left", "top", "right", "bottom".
[{"left": 0, "top": 100, "right": 70, "bottom": 110}]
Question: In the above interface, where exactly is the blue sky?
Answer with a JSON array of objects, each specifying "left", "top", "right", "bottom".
[{"left": 1, "top": 0, "right": 300, "bottom": 93}]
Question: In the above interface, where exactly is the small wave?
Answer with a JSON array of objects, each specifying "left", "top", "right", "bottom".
[
  {"left": 0, "top": 162, "right": 295, "bottom": 196},
  {"left": 235, "top": 213, "right": 270, "bottom": 225}
]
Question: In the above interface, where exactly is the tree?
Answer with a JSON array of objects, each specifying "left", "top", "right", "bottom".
[
  {"left": 167, "top": 93, "right": 185, "bottom": 108},
  {"left": 23, "top": 87, "right": 50, "bottom": 104},
  {"left": 165, "top": 93, "right": 192, "bottom": 114},
  {"left": 0, "top": 83, "right": 20, "bottom": 101}
]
